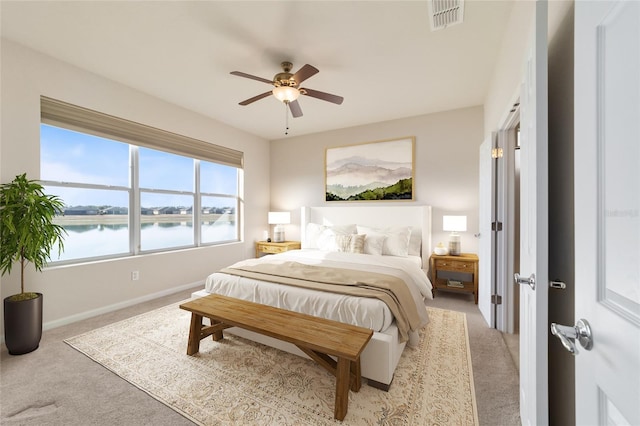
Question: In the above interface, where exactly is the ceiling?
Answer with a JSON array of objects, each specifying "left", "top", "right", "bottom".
[{"left": 1, "top": 1, "right": 514, "bottom": 141}]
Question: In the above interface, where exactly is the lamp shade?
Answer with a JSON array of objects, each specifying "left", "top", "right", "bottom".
[
  {"left": 272, "top": 86, "right": 300, "bottom": 103},
  {"left": 443, "top": 215, "right": 467, "bottom": 232},
  {"left": 268, "top": 211, "right": 291, "bottom": 225}
]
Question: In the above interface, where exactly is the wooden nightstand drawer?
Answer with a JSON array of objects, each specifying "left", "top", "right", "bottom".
[
  {"left": 255, "top": 241, "right": 301, "bottom": 257},
  {"left": 260, "top": 244, "right": 285, "bottom": 254},
  {"left": 434, "top": 259, "right": 474, "bottom": 273}
]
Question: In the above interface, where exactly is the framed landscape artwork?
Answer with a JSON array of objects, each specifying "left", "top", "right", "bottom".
[{"left": 325, "top": 136, "right": 415, "bottom": 202}]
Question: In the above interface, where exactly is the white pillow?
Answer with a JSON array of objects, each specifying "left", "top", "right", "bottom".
[
  {"left": 357, "top": 225, "right": 411, "bottom": 257},
  {"left": 363, "top": 234, "right": 386, "bottom": 255},
  {"left": 316, "top": 228, "right": 338, "bottom": 251},
  {"left": 302, "top": 222, "right": 326, "bottom": 249},
  {"left": 329, "top": 224, "right": 357, "bottom": 235}
]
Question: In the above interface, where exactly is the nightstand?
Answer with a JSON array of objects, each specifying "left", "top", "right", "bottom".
[
  {"left": 429, "top": 253, "right": 479, "bottom": 304},
  {"left": 255, "top": 240, "right": 301, "bottom": 257}
]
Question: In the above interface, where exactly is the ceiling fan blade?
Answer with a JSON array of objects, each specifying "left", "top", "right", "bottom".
[
  {"left": 239, "top": 91, "right": 272, "bottom": 106},
  {"left": 230, "top": 71, "right": 273, "bottom": 85},
  {"left": 292, "top": 64, "right": 319, "bottom": 85},
  {"left": 301, "top": 88, "right": 344, "bottom": 105},
  {"left": 288, "top": 100, "right": 303, "bottom": 118}
]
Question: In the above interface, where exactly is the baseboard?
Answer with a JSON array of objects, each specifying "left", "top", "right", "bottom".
[{"left": 42, "top": 281, "right": 205, "bottom": 331}]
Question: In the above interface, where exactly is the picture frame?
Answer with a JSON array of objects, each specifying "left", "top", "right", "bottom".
[{"left": 325, "top": 136, "right": 415, "bottom": 202}]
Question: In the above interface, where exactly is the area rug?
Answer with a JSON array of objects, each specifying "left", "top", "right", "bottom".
[{"left": 65, "top": 302, "right": 478, "bottom": 425}]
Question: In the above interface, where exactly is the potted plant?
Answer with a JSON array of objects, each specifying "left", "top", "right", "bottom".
[{"left": 1, "top": 173, "right": 66, "bottom": 355}]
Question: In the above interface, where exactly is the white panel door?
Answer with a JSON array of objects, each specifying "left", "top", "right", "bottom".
[
  {"left": 479, "top": 136, "right": 494, "bottom": 327},
  {"left": 517, "top": 1, "right": 548, "bottom": 425},
  {"left": 573, "top": 0, "right": 640, "bottom": 424}
]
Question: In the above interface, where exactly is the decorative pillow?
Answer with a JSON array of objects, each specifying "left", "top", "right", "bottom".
[
  {"left": 408, "top": 227, "right": 422, "bottom": 256},
  {"left": 335, "top": 234, "right": 366, "bottom": 254},
  {"left": 357, "top": 225, "right": 411, "bottom": 257},
  {"left": 315, "top": 224, "right": 358, "bottom": 251},
  {"left": 363, "top": 234, "right": 386, "bottom": 255}
]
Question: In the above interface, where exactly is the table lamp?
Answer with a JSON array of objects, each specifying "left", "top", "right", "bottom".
[
  {"left": 268, "top": 211, "right": 290, "bottom": 243},
  {"left": 443, "top": 215, "right": 467, "bottom": 256}
]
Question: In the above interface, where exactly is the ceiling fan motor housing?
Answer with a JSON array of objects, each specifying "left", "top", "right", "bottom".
[{"left": 274, "top": 61, "right": 296, "bottom": 87}]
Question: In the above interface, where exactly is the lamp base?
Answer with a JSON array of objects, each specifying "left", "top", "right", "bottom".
[
  {"left": 448, "top": 234, "right": 461, "bottom": 256},
  {"left": 273, "top": 225, "right": 285, "bottom": 243}
]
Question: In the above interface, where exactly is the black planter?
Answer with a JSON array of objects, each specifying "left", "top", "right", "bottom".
[{"left": 4, "top": 293, "right": 43, "bottom": 355}]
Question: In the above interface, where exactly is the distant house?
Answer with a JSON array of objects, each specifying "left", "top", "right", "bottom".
[
  {"left": 99, "top": 206, "right": 128, "bottom": 215},
  {"left": 158, "top": 206, "right": 188, "bottom": 215},
  {"left": 64, "top": 206, "right": 99, "bottom": 215},
  {"left": 141, "top": 208, "right": 159, "bottom": 215}
]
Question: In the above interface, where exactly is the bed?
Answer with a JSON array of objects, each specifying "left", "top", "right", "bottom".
[{"left": 192, "top": 205, "right": 433, "bottom": 390}]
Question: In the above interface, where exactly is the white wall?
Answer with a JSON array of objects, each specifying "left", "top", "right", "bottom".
[
  {"left": 269, "top": 106, "right": 483, "bottom": 254},
  {"left": 484, "top": 1, "right": 574, "bottom": 134},
  {"left": 483, "top": 1, "right": 536, "bottom": 135},
  {"left": 0, "top": 39, "right": 270, "bottom": 329}
]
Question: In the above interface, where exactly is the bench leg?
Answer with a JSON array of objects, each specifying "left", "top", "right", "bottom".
[
  {"left": 210, "top": 318, "right": 224, "bottom": 341},
  {"left": 350, "top": 358, "right": 362, "bottom": 392},
  {"left": 334, "top": 357, "right": 350, "bottom": 421},
  {"left": 187, "top": 313, "right": 203, "bottom": 355}
]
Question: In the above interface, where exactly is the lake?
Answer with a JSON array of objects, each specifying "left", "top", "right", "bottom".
[{"left": 52, "top": 219, "right": 237, "bottom": 262}]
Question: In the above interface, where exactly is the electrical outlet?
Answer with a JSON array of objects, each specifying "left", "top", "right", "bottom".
[{"left": 131, "top": 271, "right": 139, "bottom": 281}]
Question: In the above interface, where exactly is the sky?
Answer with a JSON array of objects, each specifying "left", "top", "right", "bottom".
[{"left": 40, "top": 124, "right": 238, "bottom": 208}]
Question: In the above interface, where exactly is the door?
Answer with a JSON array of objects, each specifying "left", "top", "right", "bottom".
[
  {"left": 573, "top": 0, "right": 640, "bottom": 423},
  {"left": 517, "top": 1, "right": 548, "bottom": 425},
  {"left": 478, "top": 136, "right": 495, "bottom": 327}
]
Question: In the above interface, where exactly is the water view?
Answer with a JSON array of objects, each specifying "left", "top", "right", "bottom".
[{"left": 53, "top": 214, "right": 237, "bottom": 262}]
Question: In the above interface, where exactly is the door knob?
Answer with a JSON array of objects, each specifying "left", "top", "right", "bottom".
[
  {"left": 550, "top": 319, "right": 593, "bottom": 355},
  {"left": 514, "top": 273, "right": 536, "bottom": 290}
]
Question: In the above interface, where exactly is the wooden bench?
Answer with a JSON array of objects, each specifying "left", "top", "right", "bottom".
[{"left": 179, "top": 294, "right": 373, "bottom": 421}]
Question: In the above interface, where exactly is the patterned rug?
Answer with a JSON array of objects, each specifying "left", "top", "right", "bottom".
[{"left": 65, "top": 302, "right": 478, "bottom": 425}]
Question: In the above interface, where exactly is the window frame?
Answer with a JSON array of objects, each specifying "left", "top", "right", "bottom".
[{"left": 40, "top": 98, "right": 243, "bottom": 265}]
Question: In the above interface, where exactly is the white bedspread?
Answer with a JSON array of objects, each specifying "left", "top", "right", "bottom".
[{"left": 204, "top": 249, "right": 433, "bottom": 334}]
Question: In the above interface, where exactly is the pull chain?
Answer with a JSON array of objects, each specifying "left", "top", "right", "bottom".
[{"left": 284, "top": 102, "right": 290, "bottom": 135}]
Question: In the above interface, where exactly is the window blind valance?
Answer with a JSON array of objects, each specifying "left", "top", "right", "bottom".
[{"left": 40, "top": 96, "right": 244, "bottom": 169}]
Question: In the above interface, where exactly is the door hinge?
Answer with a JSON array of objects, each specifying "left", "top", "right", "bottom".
[
  {"left": 491, "top": 294, "right": 503, "bottom": 305},
  {"left": 491, "top": 221, "right": 503, "bottom": 231},
  {"left": 491, "top": 148, "right": 504, "bottom": 159}
]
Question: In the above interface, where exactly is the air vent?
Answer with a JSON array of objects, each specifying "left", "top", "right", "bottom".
[{"left": 428, "top": 0, "right": 465, "bottom": 31}]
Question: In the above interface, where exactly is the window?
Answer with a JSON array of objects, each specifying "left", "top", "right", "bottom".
[{"left": 40, "top": 98, "right": 243, "bottom": 264}]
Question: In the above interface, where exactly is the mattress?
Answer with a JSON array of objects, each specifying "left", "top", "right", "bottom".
[{"left": 204, "top": 249, "right": 433, "bottom": 334}]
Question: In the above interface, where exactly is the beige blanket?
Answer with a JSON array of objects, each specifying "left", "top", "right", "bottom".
[{"left": 220, "top": 260, "right": 422, "bottom": 342}]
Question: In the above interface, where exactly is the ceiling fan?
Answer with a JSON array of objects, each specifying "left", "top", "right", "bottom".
[{"left": 230, "top": 62, "right": 344, "bottom": 118}]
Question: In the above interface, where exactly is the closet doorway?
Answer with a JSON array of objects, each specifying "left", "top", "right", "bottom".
[{"left": 479, "top": 102, "right": 521, "bottom": 365}]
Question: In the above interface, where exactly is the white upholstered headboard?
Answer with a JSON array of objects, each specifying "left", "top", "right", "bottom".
[{"left": 300, "top": 205, "right": 432, "bottom": 267}]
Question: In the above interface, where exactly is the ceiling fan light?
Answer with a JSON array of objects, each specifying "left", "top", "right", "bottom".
[{"left": 272, "top": 86, "right": 300, "bottom": 103}]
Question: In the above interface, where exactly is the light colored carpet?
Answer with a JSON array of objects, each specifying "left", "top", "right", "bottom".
[{"left": 64, "top": 302, "right": 478, "bottom": 425}]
